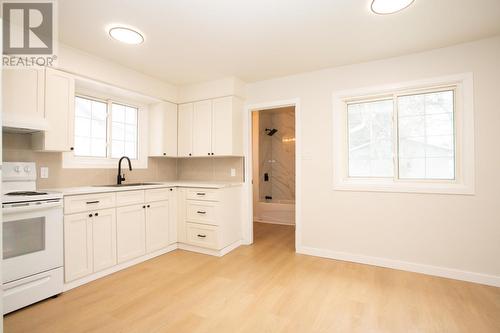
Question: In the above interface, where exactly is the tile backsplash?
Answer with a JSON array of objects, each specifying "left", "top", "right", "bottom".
[{"left": 2, "top": 132, "right": 244, "bottom": 188}]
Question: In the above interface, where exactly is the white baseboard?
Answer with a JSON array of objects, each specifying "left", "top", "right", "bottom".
[
  {"left": 178, "top": 240, "right": 242, "bottom": 257},
  {"left": 297, "top": 245, "right": 500, "bottom": 287},
  {"left": 63, "top": 244, "right": 177, "bottom": 291}
]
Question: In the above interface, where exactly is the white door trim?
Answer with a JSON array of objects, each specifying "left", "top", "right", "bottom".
[{"left": 243, "top": 98, "right": 301, "bottom": 250}]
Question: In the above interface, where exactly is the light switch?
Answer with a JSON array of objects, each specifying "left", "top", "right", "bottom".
[
  {"left": 230, "top": 168, "right": 236, "bottom": 177},
  {"left": 40, "top": 167, "right": 49, "bottom": 179}
]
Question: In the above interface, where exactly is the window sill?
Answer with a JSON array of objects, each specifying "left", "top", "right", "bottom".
[{"left": 333, "top": 178, "right": 475, "bottom": 195}]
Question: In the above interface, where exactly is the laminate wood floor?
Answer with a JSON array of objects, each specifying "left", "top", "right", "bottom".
[{"left": 4, "top": 222, "right": 500, "bottom": 333}]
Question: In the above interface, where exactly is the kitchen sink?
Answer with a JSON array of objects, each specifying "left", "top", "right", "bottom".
[{"left": 92, "top": 182, "right": 163, "bottom": 187}]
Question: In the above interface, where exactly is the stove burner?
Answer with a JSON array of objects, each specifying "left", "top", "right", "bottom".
[{"left": 6, "top": 191, "right": 48, "bottom": 196}]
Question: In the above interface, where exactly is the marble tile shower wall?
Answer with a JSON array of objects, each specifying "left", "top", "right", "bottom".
[{"left": 258, "top": 107, "right": 295, "bottom": 202}]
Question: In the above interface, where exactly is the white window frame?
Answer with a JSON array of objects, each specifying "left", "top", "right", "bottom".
[
  {"left": 63, "top": 94, "right": 149, "bottom": 169},
  {"left": 332, "top": 73, "right": 474, "bottom": 195}
]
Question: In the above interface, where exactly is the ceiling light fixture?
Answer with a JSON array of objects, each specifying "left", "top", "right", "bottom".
[
  {"left": 108, "top": 26, "right": 144, "bottom": 45},
  {"left": 371, "top": 0, "right": 415, "bottom": 15}
]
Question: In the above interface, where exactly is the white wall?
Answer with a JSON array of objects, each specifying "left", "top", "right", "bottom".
[
  {"left": 245, "top": 36, "right": 500, "bottom": 285},
  {"left": 58, "top": 44, "right": 178, "bottom": 102}
]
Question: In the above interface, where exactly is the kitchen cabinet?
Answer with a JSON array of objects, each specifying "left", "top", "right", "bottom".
[
  {"left": 177, "top": 187, "right": 242, "bottom": 252},
  {"left": 32, "top": 68, "right": 75, "bottom": 152},
  {"left": 116, "top": 204, "right": 146, "bottom": 263},
  {"left": 64, "top": 212, "right": 93, "bottom": 282},
  {"left": 146, "top": 200, "right": 170, "bottom": 252},
  {"left": 177, "top": 103, "right": 194, "bottom": 157},
  {"left": 212, "top": 96, "right": 243, "bottom": 156},
  {"left": 149, "top": 101, "right": 178, "bottom": 157},
  {"left": 91, "top": 209, "right": 117, "bottom": 272},
  {"left": 192, "top": 100, "right": 213, "bottom": 156},
  {"left": 177, "top": 96, "right": 243, "bottom": 157},
  {"left": 64, "top": 208, "right": 116, "bottom": 282},
  {"left": 2, "top": 68, "right": 45, "bottom": 130}
]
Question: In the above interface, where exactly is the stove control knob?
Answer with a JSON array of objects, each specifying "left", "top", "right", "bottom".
[
  {"left": 14, "top": 166, "right": 21, "bottom": 173},
  {"left": 24, "top": 166, "right": 31, "bottom": 173}
]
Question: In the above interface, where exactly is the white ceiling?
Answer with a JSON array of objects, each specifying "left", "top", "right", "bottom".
[{"left": 59, "top": 0, "right": 500, "bottom": 85}]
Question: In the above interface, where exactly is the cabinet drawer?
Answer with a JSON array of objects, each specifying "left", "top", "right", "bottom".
[
  {"left": 64, "top": 193, "right": 116, "bottom": 214},
  {"left": 186, "top": 223, "right": 219, "bottom": 249},
  {"left": 186, "top": 201, "right": 217, "bottom": 225},
  {"left": 186, "top": 188, "right": 219, "bottom": 202},
  {"left": 116, "top": 190, "right": 145, "bottom": 207},
  {"left": 145, "top": 188, "right": 171, "bottom": 203}
]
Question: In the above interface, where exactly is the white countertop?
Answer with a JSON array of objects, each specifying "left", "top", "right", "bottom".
[{"left": 44, "top": 181, "right": 243, "bottom": 196}]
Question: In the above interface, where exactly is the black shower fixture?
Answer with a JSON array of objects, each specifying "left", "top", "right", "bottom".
[{"left": 265, "top": 128, "right": 278, "bottom": 136}]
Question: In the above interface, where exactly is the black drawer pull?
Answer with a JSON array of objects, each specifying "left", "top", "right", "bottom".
[
  {"left": 86, "top": 201, "right": 100, "bottom": 204},
  {"left": 196, "top": 193, "right": 206, "bottom": 196},
  {"left": 95, "top": 212, "right": 99, "bottom": 217},
  {"left": 197, "top": 234, "right": 206, "bottom": 238},
  {"left": 88, "top": 214, "right": 93, "bottom": 218},
  {"left": 196, "top": 211, "right": 206, "bottom": 214}
]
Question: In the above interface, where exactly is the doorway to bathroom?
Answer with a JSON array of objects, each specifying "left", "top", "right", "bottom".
[{"left": 251, "top": 106, "right": 296, "bottom": 248}]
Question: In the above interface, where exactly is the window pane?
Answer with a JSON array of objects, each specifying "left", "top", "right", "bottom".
[
  {"left": 397, "top": 90, "right": 455, "bottom": 180},
  {"left": 74, "top": 97, "right": 107, "bottom": 157},
  {"left": 348, "top": 99, "right": 393, "bottom": 177},
  {"left": 111, "top": 103, "right": 138, "bottom": 159}
]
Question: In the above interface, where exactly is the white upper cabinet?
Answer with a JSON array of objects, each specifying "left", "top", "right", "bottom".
[
  {"left": 177, "top": 96, "right": 243, "bottom": 157},
  {"left": 149, "top": 101, "right": 178, "bottom": 157},
  {"left": 212, "top": 96, "right": 243, "bottom": 156},
  {"left": 2, "top": 68, "right": 45, "bottom": 130},
  {"left": 32, "top": 68, "right": 75, "bottom": 152},
  {"left": 178, "top": 103, "right": 194, "bottom": 157},
  {"left": 192, "top": 100, "right": 213, "bottom": 157}
]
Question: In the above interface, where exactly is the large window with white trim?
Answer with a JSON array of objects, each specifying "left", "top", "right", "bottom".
[
  {"left": 333, "top": 74, "right": 474, "bottom": 194},
  {"left": 72, "top": 95, "right": 139, "bottom": 162}
]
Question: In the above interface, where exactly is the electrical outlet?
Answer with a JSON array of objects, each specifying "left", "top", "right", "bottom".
[
  {"left": 40, "top": 167, "right": 49, "bottom": 179},
  {"left": 230, "top": 168, "right": 236, "bottom": 177}
]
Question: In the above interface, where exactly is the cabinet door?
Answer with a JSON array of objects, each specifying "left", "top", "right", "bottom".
[
  {"left": 40, "top": 68, "right": 75, "bottom": 151},
  {"left": 145, "top": 200, "right": 170, "bottom": 252},
  {"left": 64, "top": 213, "right": 93, "bottom": 282},
  {"left": 149, "top": 102, "right": 178, "bottom": 157},
  {"left": 168, "top": 189, "right": 178, "bottom": 244},
  {"left": 212, "top": 96, "right": 233, "bottom": 156},
  {"left": 192, "top": 100, "right": 213, "bottom": 156},
  {"left": 178, "top": 103, "right": 193, "bottom": 157},
  {"left": 2, "top": 68, "right": 45, "bottom": 128},
  {"left": 92, "top": 209, "right": 117, "bottom": 272},
  {"left": 116, "top": 205, "right": 146, "bottom": 263}
]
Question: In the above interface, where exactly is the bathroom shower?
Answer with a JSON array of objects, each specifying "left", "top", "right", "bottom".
[{"left": 265, "top": 128, "right": 278, "bottom": 136}]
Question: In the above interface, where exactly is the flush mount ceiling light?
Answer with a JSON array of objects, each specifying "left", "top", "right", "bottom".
[
  {"left": 108, "top": 26, "right": 144, "bottom": 45},
  {"left": 371, "top": 0, "right": 415, "bottom": 14}
]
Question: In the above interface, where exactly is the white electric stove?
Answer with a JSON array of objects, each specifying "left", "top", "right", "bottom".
[{"left": 2, "top": 162, "right": 64, "bottom": 314}]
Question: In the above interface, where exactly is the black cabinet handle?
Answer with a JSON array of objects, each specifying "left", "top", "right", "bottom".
[
  {"left": 163, "top": 153, "right": 166, "bottom": 156},
  {"left": 86, "top": 201, "right": 100, "bottom": 204},
  {"left": 95, "top": 212, "right": 99, "bottom": 217},
  {"left": 211, "top": 153, "right": 214, "bottom": 155},
  {"left": 147, "top": 205, "right": 150, "bottom": 208},
  {"left": 70, "top": 147, "right": 74, "bottom": 151},
  {"left": 189, "top": 153, "right": 192, "bottom": 156},
  {"left": 143, "top": 205, "right": 146, "bottom": 209},
  {"left": 197, "top": 211, "right": 206, "bottom": 214},
  {"left": 169, "top": 188, "right": 173, "bottom": 191},
  {"left": 196, "top": 192, "right": 206, "bottom": 196},
  {"left": 89, "top": 214, "right": 93, "bottom": 218},
  {"left": 207, "top": 153, "right": 210, "bottom": 155},
  {"left": 197, "top": 234, "right": 206, "bottom": 238}
]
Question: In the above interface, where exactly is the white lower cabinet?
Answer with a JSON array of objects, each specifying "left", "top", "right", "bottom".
[
  {"left": 64, "top": 212, "right": 93, "bottom": 282},
  {"left": 92, "top": 209, "right": 117, "bottom": 272},
  {"left": 63, "top": 188, "right": 176, "bottom": 284},
  {"left": 64, "top": 208, "right": 116, "bottom": 282},
  {"left": 116, "top": 204, "right": 146, "bottom": 263},
  {"left": 178, "top": 187, "right": 242, "bottom": 252},
  {"left": 146, "top": 200, "right": 170, "bottom": 252}
]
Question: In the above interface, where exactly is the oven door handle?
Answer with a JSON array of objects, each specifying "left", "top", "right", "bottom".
[{"left": 2, "top": 202, "right": 63, "bottom": 215}]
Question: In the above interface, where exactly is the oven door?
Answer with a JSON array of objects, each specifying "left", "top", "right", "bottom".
[{"left": 2, "top": 201, "right": 63, "bottom": 283}]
